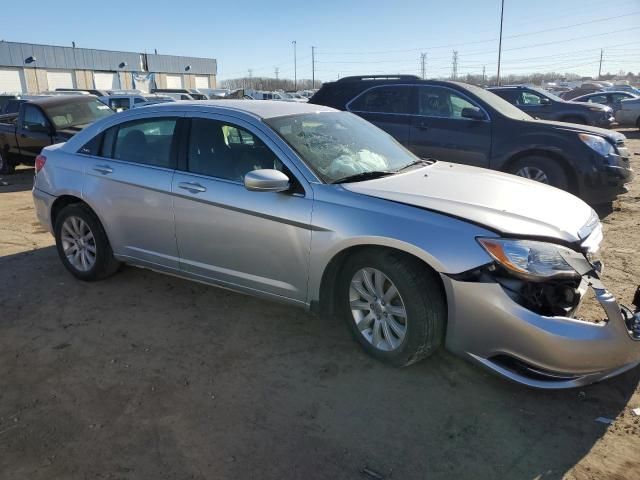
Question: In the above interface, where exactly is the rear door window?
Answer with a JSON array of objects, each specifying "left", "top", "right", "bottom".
[
  {"left": 349, "top": 86, "right": 414, "bottom": 114},
  {"left": 99, "top": 117, "right": 179, "bottom": 168}
]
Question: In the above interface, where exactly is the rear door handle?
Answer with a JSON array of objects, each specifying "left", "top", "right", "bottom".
[
  {"left": 178, "top": 182, "right": 207, "bottom": 194},
  {"left": 93, "top": 164, "right": 113, "bottom": 175},
  {"left": 416, "top": 121, "right": 429, "bottom": 130}
]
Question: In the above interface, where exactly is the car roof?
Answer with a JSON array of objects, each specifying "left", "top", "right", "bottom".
[
  {"left": 144, "top": 99, "right": 337, "bottom": 119},
  {"left": 26, "top": 95, "right": 99, "bottom": 107}
]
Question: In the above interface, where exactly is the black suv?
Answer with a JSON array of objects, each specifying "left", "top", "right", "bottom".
[
  {"left": 487, "top": 85, "right": 614, "bottom": 127},
  {"left": 309, "top": 75, "right": 632, "bottom": 204}
]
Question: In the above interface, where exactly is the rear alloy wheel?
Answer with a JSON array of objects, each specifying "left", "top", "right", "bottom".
[
  {"left": 509, "top": 155, "right": 569, "bottom": 191},
  {"left": 339, "top": 250, "right": 446, "bottom": 367},
  {"left": 54, "top": 204, "right": 120, "bottom": 281}
]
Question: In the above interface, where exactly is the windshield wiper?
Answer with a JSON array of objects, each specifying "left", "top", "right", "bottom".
[
  {"left": 394, "top": 158, "right": 435, "bottom": 173},
  {"left": 332, "top": 170, "right": 394, "bottom": 184}
]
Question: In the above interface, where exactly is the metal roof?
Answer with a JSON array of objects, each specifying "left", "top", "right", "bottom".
[{"left": 0, "top": 41, "right": 216, "bottom": 75}]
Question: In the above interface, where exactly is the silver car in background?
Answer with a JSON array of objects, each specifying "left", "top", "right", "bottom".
[{"left": 32, "top": 101, "right": 640, "bottom": 389}]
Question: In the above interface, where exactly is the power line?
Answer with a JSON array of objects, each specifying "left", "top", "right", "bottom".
[{"left": 316, "top": 11, "right": 640, "bottom": 56}]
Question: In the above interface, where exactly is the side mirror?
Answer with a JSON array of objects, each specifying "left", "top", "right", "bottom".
[
  {"left": 461, "top": 107, "right": 486, "bottom": 121},
  {"left": 540, "top": 97, "right": 552, "bottom": 105},
  {"left": 244, "top": 169, "right": 290, "bottom": 192}
]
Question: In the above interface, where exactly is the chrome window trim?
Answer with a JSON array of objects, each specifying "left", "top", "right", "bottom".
[
  {"left": 346, "top": 83, "right": 491, "bottom": 123},
  {"left": 78, "top": 153, "right": 177, "bottom": 174}
]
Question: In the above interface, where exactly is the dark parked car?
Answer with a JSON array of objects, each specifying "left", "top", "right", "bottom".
[
  {"left": 488, "top": 86, "right": 614, "bottom": 127},
  {"left": 572, "top": 91, "right": 639, "bottom": 115},
  {"left": 55, "top": 88, "right": 109, "bottom": 96},
  {"left": 151, "top": 88, "right": 208, "bottom": 100},
  {"left": 309, "top": 75, "right": 632, "bottom": 204},
  {"left": 560, "top": 87, "right": 604, "bottom": 101},
  {"left": 0, "top": 95, "right": 113, "bottom": 174}
]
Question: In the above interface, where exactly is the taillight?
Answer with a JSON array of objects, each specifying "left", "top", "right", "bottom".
[{"left": 35, "top": 155, "right": 46, "bottom": 173}]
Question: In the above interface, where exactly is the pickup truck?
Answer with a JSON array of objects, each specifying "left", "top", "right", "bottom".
[{"left": 0, "top": 95, "right": 113, "bottom": 174}]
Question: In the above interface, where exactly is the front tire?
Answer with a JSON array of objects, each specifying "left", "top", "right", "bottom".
[
  {"left": 509, "top": 155, "right": 569, "bottom": 191},
  {"left": 54, "top": 204, "right": 120, "bottom": 281},
  {"left": 338, "top": 250, "right": 446, "bottom": 367}
]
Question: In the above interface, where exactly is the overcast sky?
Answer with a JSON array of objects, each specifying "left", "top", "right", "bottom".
[{"left": 2, "top": 0, "right": 639, "bottom": 81}]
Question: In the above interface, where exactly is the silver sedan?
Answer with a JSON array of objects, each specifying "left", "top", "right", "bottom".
[{"left": 32, "top": 100, "right": 640, "bottom": 389}]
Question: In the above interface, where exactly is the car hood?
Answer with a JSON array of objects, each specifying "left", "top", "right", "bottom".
[
  {"left": 343, "top": 162, "right": 597, "bottom": 243},
  {"left": 531, "top": 118, "right": 625, "bottom": 142},
  {"left": 565, "top": 100, "right": 611, "bottom": 112}
]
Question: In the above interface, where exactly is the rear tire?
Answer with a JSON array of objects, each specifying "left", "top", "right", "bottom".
[
  {"left": 509, "top": 155, "right": 569, "bottom": 191},
  {"left": 54, "top": 203, "right": 120, "bottom": 281},
  {"left": 338, "top": 249, "right": 446, "bottom": 367}
]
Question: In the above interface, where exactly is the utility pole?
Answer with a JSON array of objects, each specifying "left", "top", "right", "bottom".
[
  {"left": 312, "top": 46, "right": 316, "bottom": 89},
  {"left": 482, "top": 65, "right": 486, "bottom": 84},
  {"left": 420, "top": 52, "right": 427, "bottom": 79},
  {"left": 292, "top": 40, "right": 297, "bottom": 89},
  {"left": 275, "top": 67, "right": 279, "bottom": 80},
  {"left": 248, "top": 69, "right": 253, "bottom": 89},
  {"left": 452, "top": 51, "right": 458, "bottom": 80},
  {"left": 496, "top": 0, "right": 505, "bottom": 85},
  {"left": 598, "top": 49, "right": 603, "bottom": 79}
]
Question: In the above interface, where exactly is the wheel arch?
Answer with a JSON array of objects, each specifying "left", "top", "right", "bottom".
[
  {"left": 50, "top": 194, "right": 109, "bottom": 237},
  {"left": 314, "top": 244, "right": 447, "bottom": 319},
  {"left": 503, "top": 149, "right": 579, "bottom": 196}
]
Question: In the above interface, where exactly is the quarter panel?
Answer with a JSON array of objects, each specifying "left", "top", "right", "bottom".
[{"left": 307, "top": 184, "right": 495, "bottom": 303}]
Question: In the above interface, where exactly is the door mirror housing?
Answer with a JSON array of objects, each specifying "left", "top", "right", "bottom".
[
  {"left": 540, "top": 97, "right": 552, "bottom": 105},
  {"left": 244, "top": 169, "right": 290, "bottom": 192},
  {"left": 460, "top": 107, "right": 486, "bottom": 121}
]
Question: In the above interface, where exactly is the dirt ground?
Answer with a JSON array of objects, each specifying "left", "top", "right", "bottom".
[{"left": 1, "top": 130, "right": 639, "bottom": 480}]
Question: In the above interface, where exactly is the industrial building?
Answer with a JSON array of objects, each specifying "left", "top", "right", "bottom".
[{"left": 0, "top": 41, "right": 217, "bottom": 94}]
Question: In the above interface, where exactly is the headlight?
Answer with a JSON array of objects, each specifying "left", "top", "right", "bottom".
[
  {"left": 578, "top": 133, "right": 615, "bottom": 156},
  {"left": 477, "top": 238, "right": 580, "bottom": 281},
  {"left": 588, "top": 106, "right": 611, "bottom": 113}
]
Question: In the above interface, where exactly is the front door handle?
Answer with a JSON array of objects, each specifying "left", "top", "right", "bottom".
[
  {"left": 416, "top": 120, "right": 429, "bottom": 130},
  {"left": 178, "top": 182, "right": 207, "bottom": 194},
  {"left": 93, "top": 164, "right": 113, "bottom": 175}
]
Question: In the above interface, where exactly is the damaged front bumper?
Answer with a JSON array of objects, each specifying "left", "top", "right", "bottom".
[{"left": 441, "top": 271, "right": 640, "bottom": 389}]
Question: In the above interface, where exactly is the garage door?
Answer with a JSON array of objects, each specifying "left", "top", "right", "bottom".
[
  {"left": 0, "top": 68, "right": 24, "bottom": 93},
  {"left": 46, "top": 70, "right": 75, "bottom": 90},
  {"left": 195, "top": 76, "right": 209, "bottom": 89},
  {"left": 94, "top": 72, "right": 119, "bottom": 90},
  {"left": 166, "top": 75, "right": 183, "bottom": 89}
]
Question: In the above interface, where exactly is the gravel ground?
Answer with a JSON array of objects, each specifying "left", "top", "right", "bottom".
[{"left": 1, "top": 129, "right": 639, "bottom": 480}]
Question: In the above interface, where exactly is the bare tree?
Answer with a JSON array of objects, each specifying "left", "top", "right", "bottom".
[{"left": 221, "top": 77, "right": 320, "bottom": 91}]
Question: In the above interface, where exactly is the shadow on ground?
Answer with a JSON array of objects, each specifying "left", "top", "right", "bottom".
[
  {"left": 0, "top": 167, "right": 35, "bottom": 194},
  {"left": 0, "top": 246, "right": 638, "bottom": 479}
]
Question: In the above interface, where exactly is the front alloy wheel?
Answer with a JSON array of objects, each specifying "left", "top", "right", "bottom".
[
  {"left": 339, "top": 250, "right": 446, "bottom": 367},
  {"left": 349, "top": 268, "right": 407, "bottom": 351},
  {"left": 515, "top": 166, "right": 549, "bottom": 184}
]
